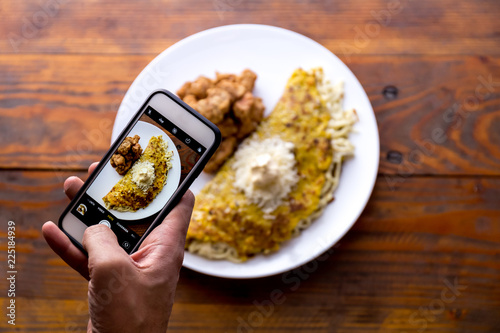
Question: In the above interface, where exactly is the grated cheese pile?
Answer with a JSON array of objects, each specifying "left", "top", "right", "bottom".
[
  {"left": 131, "top": 161, "right": 155, "bottom": 192},
  {"left": 232, "top": 136, "right": 299, "bottom": 214}
]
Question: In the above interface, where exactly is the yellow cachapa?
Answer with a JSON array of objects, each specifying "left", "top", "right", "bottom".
[
  {"left": 103, "top": 135, "right": 173, "bottom": 212},
  {"left": 186, "top": 68, "right": 339, "bottom": 261}
]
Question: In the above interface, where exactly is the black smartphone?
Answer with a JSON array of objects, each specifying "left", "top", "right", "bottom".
[{"left": 59, "top": 89, "right": 221, "bottom": 254}]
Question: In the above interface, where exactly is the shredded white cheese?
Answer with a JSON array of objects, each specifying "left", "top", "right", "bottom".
[
  {"left": 232, "top": 136, "right": 299, "bottom": 214},
  {"left": 131, "top": 161, "right": 155, "bottom": 192}
]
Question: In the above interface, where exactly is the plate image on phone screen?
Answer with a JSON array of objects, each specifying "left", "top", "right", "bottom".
[{"left": 65, "top": 100, "right": 214, "bottom": 253}]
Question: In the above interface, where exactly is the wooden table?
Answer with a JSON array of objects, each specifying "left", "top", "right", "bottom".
[{"left": 1, "top": 0, "right": 500, "bottom": 332}]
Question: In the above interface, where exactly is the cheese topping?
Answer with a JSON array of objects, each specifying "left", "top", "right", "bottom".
[
  {"left": 131, "top": 160, "right": 155, "bottom": 192},
  {"left": 232, "top": 136, "right": 299, "bottom": 213}
]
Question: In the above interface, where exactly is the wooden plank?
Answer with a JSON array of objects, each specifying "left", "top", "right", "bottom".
[
  {"left": 0, "top": 171, "right": 499, "bottom": 331},
  {"left": 0, "top": 295, "right": 498, "bottom": 332},
  {"left": 1, "top": 54, "right": 499, "bottom": 174},
  {"left": 364, "top": 56, "right": 500, "bottom": 177},
  {"left": 0, "top": 54, "right": 151, "bottom": 170},
  {"left": 1, "top": 0, "right": 498, "bottom": 331},
  {"left": 0, "top": 0, "right": 499, "bottom": 55},
  {"left": 0, "top": 297, "right": 89, "bottom": 333},
  {"left": 0, "top": 170, "right": 89, "bottom": 302}
]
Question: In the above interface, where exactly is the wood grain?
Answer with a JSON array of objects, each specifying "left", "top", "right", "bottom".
[
  {"left": 0, "top": 54, "right": 150, "bottom": 169},
  {"left": 0, "top": 171, "right": 499, "bottom": 332},
  {"left": 1, "top": 0, "right": 500, "bottom": 331},
  {"left": 0, "top": 0, "right": 499, "bottom": 56},
  {"left": 1, "top": 55, "right": 500, "bottom": 174},
  {"left": 0, "top": 298, "right": 89, "bottom": 333}
]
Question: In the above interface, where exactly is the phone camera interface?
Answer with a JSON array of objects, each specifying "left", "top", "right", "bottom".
[
  {"left": 71, "top": 106, "right": 207, "bottom": 252},
  {"left": 98, "top": 220, "right": 111, "bottom": 228}
]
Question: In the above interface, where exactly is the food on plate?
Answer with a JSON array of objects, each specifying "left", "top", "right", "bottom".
[
  {"left": 177, "top": 76, "right": 214, "bottom": 99},
  {"left": 103, "top": 135, "right": 173, "bottom": 212},
  {"left": 110, "top": 135, "right": 142, "bottom": 175},
  {"left": 186, "top": 68, "right": 357, "bottom": 262},
  {"left": 177, "top": 69, "right": 265, "bottom": 173}
]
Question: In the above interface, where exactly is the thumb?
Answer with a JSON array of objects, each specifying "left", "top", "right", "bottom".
[
  {"left": 82, "top": 225, "right": 132, "bottom": 280},
  {"left": 132, "top": 191, "right": 195, "bottom": 267},
  {"left": 154, "top": 190, "right": 195, "bottom": 248},
  {"left": 161, "top": 190, "right": 195, "bottom": 242}
]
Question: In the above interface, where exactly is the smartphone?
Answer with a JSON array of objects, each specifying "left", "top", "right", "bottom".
[{"left": 59, "top": 89, "right": 221, "bottom": 254}]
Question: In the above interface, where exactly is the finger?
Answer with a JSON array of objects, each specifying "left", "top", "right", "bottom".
[
  {"left": 137, "top": 191, "right": 195, "bottom": 254},
  {"left": 64, "top": 162, "right": 99, "bottom": 200},
  {"left": 64, "top": 176, "right": 84, "bottom": 200},
  {"left": 88, "top": 162, "right": 98, "bottom": 175},
  {"left": 82, "top": 225, "right": 131, "bottom": 278},
  {"left": 162, "top": 190, "right": 195, "bottom": 238},
  {"left": 42, "top": 221, "right": 90, "bottom": 280}
]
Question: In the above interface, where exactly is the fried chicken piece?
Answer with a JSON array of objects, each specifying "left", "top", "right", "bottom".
[
  {"left": 215, "top": 72, "right": 237, "bottom": 83},
  {"left": 177, "top": 82, "right": 190, "bottom": 99},
  {"left": 217, "top": 116, "right": 238, "bottom": 138},
  {"left": 183, "top": 94, "right": 198, "bottom": 109},
  {"left": 238, "top": 69, "right": 257, "bottom": 92},
  {"left": 196, "top": 99, "right": 219, "bottom": 123},
  {"left": 195, "top": 88, "right": 231, "bottom": 124},
  {"left": 111, "top": 135, "right": 142, "bottom": 175},
  {"left": 177, "top": 76, "right": 214, "bottom": 99},
  {"left": 233, "top": 92, "right": 265, "bottom": 139},
  {"left": 110, "top": 154, "right": 131, "bottom": 175},
  {"left": 204, "top": 136, "right": 238, "bottom": 173},
  {"left": 233, "top": 92, "right": 265, "bottom": 122},
  {"left": 216, "top": 79, "right": 246, "bottom": 102},
  {"left": 207, "top": 87, "right": 231, "bottom": 113},
  {"left": 235, "top": 118, "right": 259, "bottom": 139},
  {"left": 117, "top": 135, "right": 141, "bottom": 158}
]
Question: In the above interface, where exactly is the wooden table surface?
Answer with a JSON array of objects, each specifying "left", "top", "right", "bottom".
[{"left": 1, "top": 0, "right": 500, "bottom": 332}]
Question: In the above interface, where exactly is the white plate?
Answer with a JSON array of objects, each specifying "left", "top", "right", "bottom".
[
  {"left": 112, "top": 24, "right": 379, "bottom": 278},
  {"left": 90, "top": 121, "right": 181, "bottom": 221}
]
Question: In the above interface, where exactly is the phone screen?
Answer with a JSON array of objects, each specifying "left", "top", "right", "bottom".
[{"left": 70, "top": 106, "right": 206, "bottom": 252}]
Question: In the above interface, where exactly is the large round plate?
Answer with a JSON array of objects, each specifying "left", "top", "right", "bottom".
[
  {"left": 112, "top": 24, "right": 379, "bottom": 278},
  {"left": 90, "top": 121, "right": 181, "bottom": 220}
]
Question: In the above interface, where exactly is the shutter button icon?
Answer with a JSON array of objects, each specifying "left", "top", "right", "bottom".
[{"left": 99, "top": 220, "right": 111, "bottom": 228}]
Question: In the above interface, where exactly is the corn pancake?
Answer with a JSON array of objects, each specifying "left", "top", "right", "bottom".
[
  {"left": 103, "top": 135, "right": 173, "bottom": 212},
  {"left": 186, "top": 68, "right": 335, "bottom": 261}
]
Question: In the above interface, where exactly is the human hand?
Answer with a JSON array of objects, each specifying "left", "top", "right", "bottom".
[{"left": 42, "top": 163, "right": 195, "bottom": 332}]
